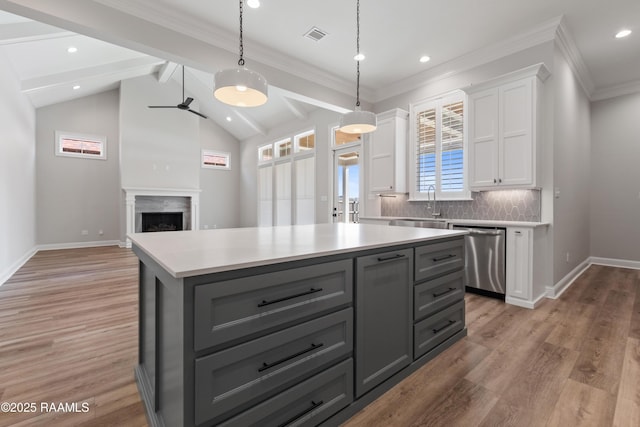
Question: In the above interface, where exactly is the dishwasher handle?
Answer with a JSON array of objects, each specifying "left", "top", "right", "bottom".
[{"left": 454, "top": 227, "right": 504, "bottom": 236}]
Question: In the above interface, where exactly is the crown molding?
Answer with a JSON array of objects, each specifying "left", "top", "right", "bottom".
[
  {"left": 554, "top": 16, "right": 595, "bottom": 98},
  {"left": 371, "top": 16, "right": 563, "bottom": 103},
  {"left": 591, "top": 79, "right": 640, "bottom": 101}
]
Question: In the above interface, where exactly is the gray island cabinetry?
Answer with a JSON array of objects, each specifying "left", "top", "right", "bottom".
[{"left": 129, "top": 223, "right": 466, "bottom": 427}]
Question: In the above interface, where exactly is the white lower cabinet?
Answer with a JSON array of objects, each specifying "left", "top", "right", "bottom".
[{"left": 505, "top": 226, "right": 547, "bottom": 309}]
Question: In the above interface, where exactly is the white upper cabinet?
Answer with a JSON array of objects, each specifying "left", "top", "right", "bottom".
[
  {"left": 368, "top": 109, "right": 408, "bottom": 193},
  {"left": 466, "top": 64, "right": 549, "bottom": 190}
]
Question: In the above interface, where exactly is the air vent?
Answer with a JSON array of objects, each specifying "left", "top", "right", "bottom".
[{"left": 304, "top": 27, "right": 328, "bottom": 42}]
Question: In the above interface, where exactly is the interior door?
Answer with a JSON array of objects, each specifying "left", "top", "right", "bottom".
[{"left": 333, "top": 147, "right": 361, "bottom": 223}]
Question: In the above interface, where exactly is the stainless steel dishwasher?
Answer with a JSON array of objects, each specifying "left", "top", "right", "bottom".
[{"left": 452, "top": 225, "right": 506, "bottom": 299}]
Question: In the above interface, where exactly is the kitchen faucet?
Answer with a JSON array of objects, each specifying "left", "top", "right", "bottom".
[{"left": 426, "top": 184, "right": 441, "bottom": 218}]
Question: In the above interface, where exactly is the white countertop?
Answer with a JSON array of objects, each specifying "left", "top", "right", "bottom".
[
  {"left": 128, "top": 223, "right": 467, "bottom": 278},
  {"left": 359, "top": 216, "right": 548, "bottom": 228}
]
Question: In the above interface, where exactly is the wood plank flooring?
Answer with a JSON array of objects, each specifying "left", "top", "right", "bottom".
[{"left": 0, "top": 247, "right": 638, "bottom": 426}]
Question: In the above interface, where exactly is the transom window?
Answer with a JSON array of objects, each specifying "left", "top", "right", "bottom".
[
  {"left": 201, "top": 149, "right": 230, "bottom": 170},
  {"left": 410, "top": 91, "right": 468, "bottom": 200},
  {"left": 55, "top": 131, "right": 106, "bottom": 160}
]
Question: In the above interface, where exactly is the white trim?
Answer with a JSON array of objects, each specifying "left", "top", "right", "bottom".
[
  {"left": 373, "top": 16, "right": 561, "bottom": 102},
  {"left": 546, "top": 258, "right": 590, "bottom": 299},
  {"left": 55, "top": 130, "right": 107, "bottom": 160},
  {"left": 37, "top": 240, "right": 121, "bottom": 251},
  {"left": 0, "top": 246, "right": 37, "bottom": 286},
  {"left": 201, "top": 149, "right": 231, "bottom": 170},
  {"left": 506, "top": 292, "right": 546, "bottom": 309},
  {"left": 589, "top": 256, "right": 640, "bottom": 270},
  {"left": 122, "top": 187, "right": 201, "bottom": 246},
  {"left": 591, "top": 80, "right": 640, "bottom": 102},
  {"left": 554, "top": 17, "right": 595, "bottom": 98}
]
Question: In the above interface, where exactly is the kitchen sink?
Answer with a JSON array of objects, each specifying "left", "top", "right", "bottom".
[{"left": 388, "top": 219, "right": 448, "bottom": 229}]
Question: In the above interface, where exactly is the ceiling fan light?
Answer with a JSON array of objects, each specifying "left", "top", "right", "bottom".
[
  {"left": 339, "top": 109, "right": 377, "bottom": 134},
  {"left": 214, "top": 67, "right": 268, "bottom": 107}
]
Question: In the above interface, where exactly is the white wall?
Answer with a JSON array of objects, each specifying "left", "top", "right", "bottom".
[
  {"left": 0, "top": 50, "right": 36, "bottom": 284},
  {"left": 551, "top": 46, "right": 592, "bottom": 282},
  {"left": 199, "top": 119, "right": 241, "bottom": 229},
  {"left": 375, "top": 43, "right": 555, "bottom": 113},
  {"left": 590, "top": 92, "right": 640, "bottom": 262},
  {"left": 36, "top": 90, "right": 121, "bottom": 246},
  {"left": 240, "top": 108, "right": 341, "bottom": 227},
  {"left": 120, "top": 75, "right": 200, "bottom": 190}
]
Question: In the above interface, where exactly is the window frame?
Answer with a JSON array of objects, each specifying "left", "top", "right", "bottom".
[
  {"left": 409, "top": 90, "right": 470, "bottom": 201},
  {"left": 55, "top": 131, "right": 107, "bottom": 160},
  {"left": 201, "top": 149, "right": 231, "bottom": 170}
]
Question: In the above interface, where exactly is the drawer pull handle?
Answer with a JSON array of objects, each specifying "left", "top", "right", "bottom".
[
  {"left": 277, "top": 400, "right": 324, "bottom": 427},
  {"left": 432, "top": 254, "right": 455, "bottom": 262},
  {"left": 433, "top": 287, "right": 456, "bottom": 298},
  {"left": 377, "top": 253, "right": 406, "bottom": 262},
  {"left": 258, "top": 343, "right": 324, "bottom": 372},
  {"left": 257, "top": 288, "right": 323, "bottom": 307},
  {"left": 432, "top": 320, "right": 456, "bottom": 334}
]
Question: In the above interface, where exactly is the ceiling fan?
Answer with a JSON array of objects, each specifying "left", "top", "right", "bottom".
[{"left": 148, "top": 65, "right": 208, "bottom": 119}]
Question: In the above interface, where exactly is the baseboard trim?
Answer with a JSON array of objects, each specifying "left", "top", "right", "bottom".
[
  {"left": 589, "top": 256, "right": 640, "bottom": 270},
  {"left": 546, "top": 258, "right": 591, "bottom": 299},
  {"left": 37, "top": 240, "right": 120, "bottom": 251},
  {"left": 0, "top": 246, "right": 38, "bottom": 286},
  {"left": 506, "top": 292, "right": 546, "bottom": 309}
]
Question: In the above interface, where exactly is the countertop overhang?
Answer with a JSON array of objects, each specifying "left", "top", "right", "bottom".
[
  {"left": 359, "top": 216, "right": 549, "bottom": 228},
  {"left": 128, "top": 223, "right": 467, "bottom": 278}
]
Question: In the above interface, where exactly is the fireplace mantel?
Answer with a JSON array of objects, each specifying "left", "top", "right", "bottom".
[{"left": 123, "top": 187, "right": 201, "bottom": 247}]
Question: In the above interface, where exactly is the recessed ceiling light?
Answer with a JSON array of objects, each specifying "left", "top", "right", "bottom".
[
  {"left": 247, "top": 0, "right": 260, "bottom": 8},
  {"left": 615, "top": 29, "right": 632, "bottom": 38},
  {"left": 67, "top": 46, "right": 78, "bottom": 53},
  {"left": 419, "top": 55, "right": 431, "bottom": 63},
  {"left": 354, "top": 53, "right": 365, "bottom": 61},
  {"left": 226, "top": 116, "right": 232, "bottom": 122},
  {"left": 73, "top": 85, "right": 80, "bottom": 90}
]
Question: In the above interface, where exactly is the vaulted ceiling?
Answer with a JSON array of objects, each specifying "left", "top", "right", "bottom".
[{"left": 0, "top": 0, "right": 638, "bottom": 141}]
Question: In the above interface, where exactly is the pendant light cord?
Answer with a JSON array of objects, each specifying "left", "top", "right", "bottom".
[
  {"left": 238, "top": 0, "right": 245, "bottom": 66},
  {"left": 355, "top": 0, "right": 361, "bottom": 107}
]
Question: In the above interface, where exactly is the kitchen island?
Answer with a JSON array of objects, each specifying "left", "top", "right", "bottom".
[{"left": 130, "top": 223, "right": 467, "bottom": 427}]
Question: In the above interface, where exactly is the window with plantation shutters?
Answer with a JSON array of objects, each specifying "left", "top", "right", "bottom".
[{"left": 410, "top": 91, "right": 469, "bottom": 200}]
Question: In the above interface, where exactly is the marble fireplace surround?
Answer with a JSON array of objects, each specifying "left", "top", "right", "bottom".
[{"left": 123, "top": 187, "right": 200, "bottom": 248}]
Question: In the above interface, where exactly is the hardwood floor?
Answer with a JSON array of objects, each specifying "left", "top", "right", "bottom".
[
  {"left": 0, "top": 248, "right": 638, "bottom": 426},
  {"left": 0, "top": 247, "right": 146, "bottom": 427}
]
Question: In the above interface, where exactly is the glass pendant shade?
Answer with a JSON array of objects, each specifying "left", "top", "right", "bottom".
[
  {"left": 214, "top": 67, "right": 268, "bottom": 107},
  {"left": 339, "top": 108, "right": 377, "bottom": 134}
]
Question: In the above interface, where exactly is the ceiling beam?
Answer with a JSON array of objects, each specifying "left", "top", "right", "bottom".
[
  {"left": 157, "top": 61, "right": 178, "bottom": 83},
  {"left": 280, "top": 96, "right": 308, "bottom": 120},
  {"left": 233, "top": 110, "right": 267, "bottom": 136},
  {"left": 21, "top": 55, "right": 164, "bottom": 92},
  {"left": 0, "top": 20, "right": 73, "bottom": 45}
]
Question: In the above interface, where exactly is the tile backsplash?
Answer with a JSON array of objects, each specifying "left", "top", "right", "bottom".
[{"left": 381, "top": 189, "right": 541, "bottom": 222}]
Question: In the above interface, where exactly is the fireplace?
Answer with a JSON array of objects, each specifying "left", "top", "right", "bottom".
[
  {"left": 123, "top": 187, "right": 201, "bottom": 247},
  {"left": 141, "top": 212, "right": 183, "bottom": 233}
]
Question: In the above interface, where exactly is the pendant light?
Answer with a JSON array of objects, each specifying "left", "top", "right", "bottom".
[
  {"left": 339, "top": 0, "right": 377, "bottom": 134},
  {"left": 214, "top": 0, "right": 268, "bottom": 107}
]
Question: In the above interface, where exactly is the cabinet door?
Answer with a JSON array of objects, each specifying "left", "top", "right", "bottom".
[
  {"left": 499, "top": 78, "right": 533, "bottom": 186},
  {"left": 355, "top": 248, "right": 412, "bottom": 397},
  {"left": 369, "top": 118, "right": 396, "bottom": 192},
  {"left": 506, "top": 228, "right": 532, "bottom": 301},
  {"left": 468, "top": 89, "right": 499, "bottom": 188}
]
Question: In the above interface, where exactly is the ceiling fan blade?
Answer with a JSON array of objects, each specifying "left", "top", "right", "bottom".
[
  {"left": 188, "top": 109, "right": 208, "bottom": 119},
  {"left": 148, "top": 105, "right": 178, "bottom": 108},
  {"left": 183, "top": 97, "right": 194, "bottom": 107}
]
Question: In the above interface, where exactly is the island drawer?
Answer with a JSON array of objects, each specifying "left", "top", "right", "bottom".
[
  {"left": 414, "top": 238, "right": 464, "bottom": 282},
  {"left": 414, "top": 300, "right": 465, "bottom": 359},
  {"left": 414, "top": 270, "right": 464, "bottom": 322},
  {"left": 193, "top": 259, "right": 353, "bottom": 351},
  {"left": 217, "top": 358, "right": 353, "bottom": 427},
  {"left": 195, "top": 309, "right": 353, "bottom": 425}
]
